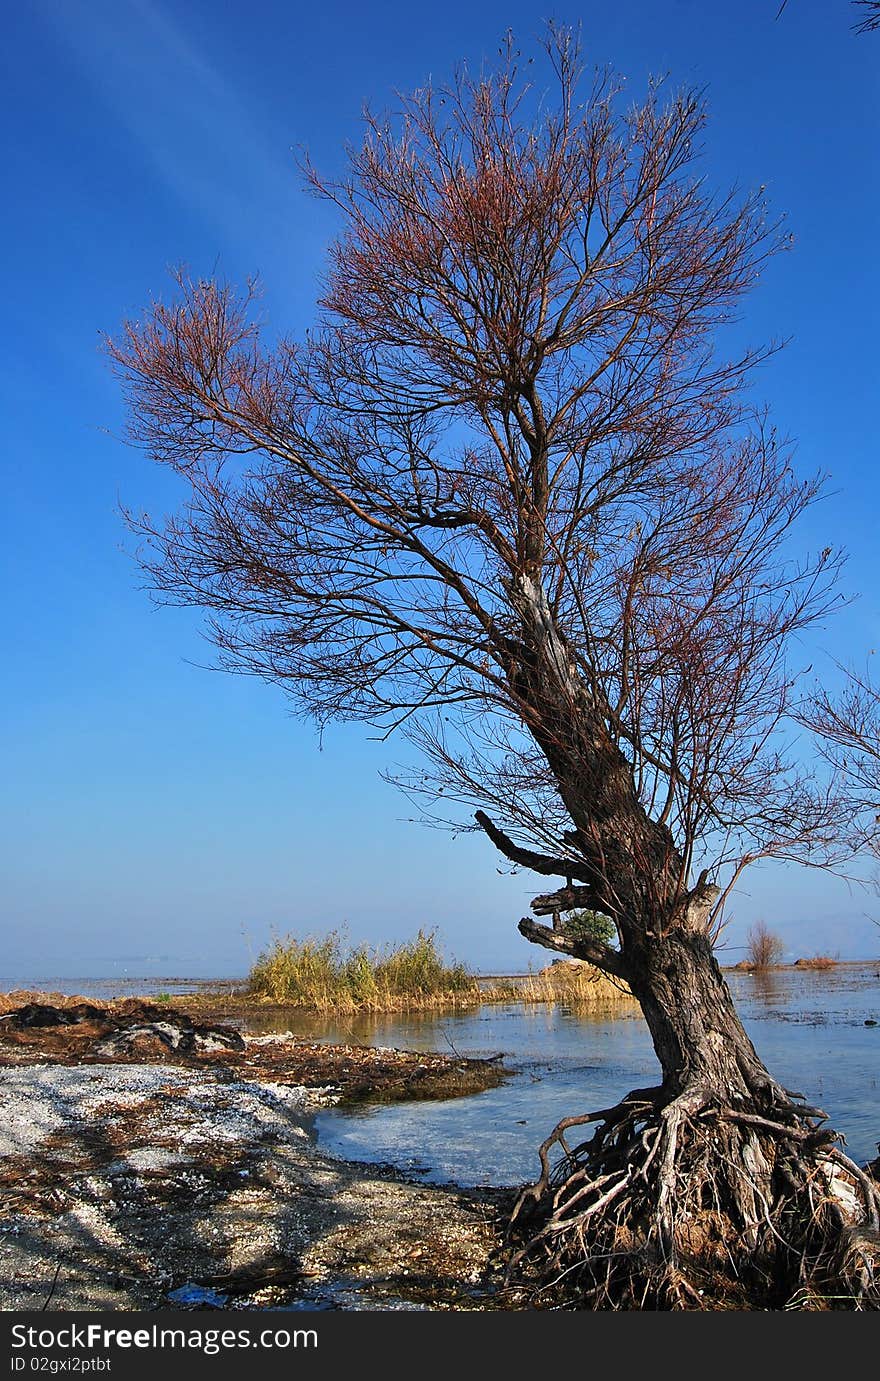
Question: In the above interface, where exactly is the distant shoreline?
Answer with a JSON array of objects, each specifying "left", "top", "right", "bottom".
[{"left": 3, "top": 955, "right": 879, "bottom": 997}]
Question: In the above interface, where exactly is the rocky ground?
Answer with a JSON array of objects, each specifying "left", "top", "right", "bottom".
[{"left": 0, "top": 996, "right": 514, "bottom": 1312}]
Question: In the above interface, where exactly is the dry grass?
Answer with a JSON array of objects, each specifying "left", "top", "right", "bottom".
[
  {"left": 793, "top": 955, "right": 838, "bottom": 970},
  {"left": 246, "top": 928, "right": 478, "bottom": 1012},
  {"left": 484, "top": 961, "right": 634, "bottom": 1008}
]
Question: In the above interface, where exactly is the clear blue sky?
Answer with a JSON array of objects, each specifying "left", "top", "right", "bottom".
[{"left": 2, "top": 0, "right": 879, "bottom": 981}]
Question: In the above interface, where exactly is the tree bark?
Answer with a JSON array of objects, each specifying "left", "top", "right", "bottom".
[{"left": 624, "top": 929, "right": 779, "bottom": 1102}]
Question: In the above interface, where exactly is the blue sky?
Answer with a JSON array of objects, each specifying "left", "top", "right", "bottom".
[{"left": 2, "top": 0, "right": 879, "bottom": 981}]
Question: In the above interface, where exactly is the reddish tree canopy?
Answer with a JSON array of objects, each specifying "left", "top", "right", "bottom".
[
  {"left": 110, "top": 31, "right": 846, "bottom": 956},
  {"left": 108, "top": 28, "right": 880, "bottom": 1312}
]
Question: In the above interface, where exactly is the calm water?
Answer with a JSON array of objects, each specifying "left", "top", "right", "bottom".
[
  {"left": 303, "top": 963, "right": 880, "bottom": 1185},
  {"left": 7, "top": 964, "right": 879, "bottom": 1185}
]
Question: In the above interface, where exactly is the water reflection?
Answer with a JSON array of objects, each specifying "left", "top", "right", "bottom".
[
  {"left": 747, "top": 968, "right": 783, "bottom": 1002},
  {"left": 305, "top": 964, "right": 880, "bottom": 1186}
]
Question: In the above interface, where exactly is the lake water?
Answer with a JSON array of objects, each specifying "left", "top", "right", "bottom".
[
  {"left": 302, "top": 963, "right": 880, "bottom": 1185},
  {"left": 7, "top": 963, "right": 879, "bottom": 1185}
]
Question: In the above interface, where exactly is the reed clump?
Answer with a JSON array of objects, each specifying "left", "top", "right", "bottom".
[
  {"left": 247, "top": 928, "right": 478, "bottom": 1011},
  {"left": 484, "top": 960, "right": 634, "bottom": 1008}
]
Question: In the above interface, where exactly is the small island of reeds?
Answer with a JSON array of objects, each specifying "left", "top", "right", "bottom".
[
  {"left": 240, "top": 927, "right": 632, "bottom": 1015},
  {"left": 246, "top": 928, "right": 476, "bottom": 1012}
]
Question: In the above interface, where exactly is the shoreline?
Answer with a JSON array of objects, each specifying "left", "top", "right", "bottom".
[
  {"left": 0, "top": 968, "right": 638, "bottom": 1028},
  {"left": 2, "top": 955, "right": 875, "bottom": 997},
  {"left": 0, "top": 998, "right": 514, "bottom": 1312},
  {"left": 2, "top": 971, "right": 878, "bottom": 1311}
]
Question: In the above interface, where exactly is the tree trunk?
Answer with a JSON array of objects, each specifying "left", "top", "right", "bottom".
[
  {"left": 625, "top": 928, "right": 778, "bottom": 1103},
  {"left": 497, "top": 593, "right": 880, "bottom": 1307},
  {"left": 509, "top": 919, "right": 880, "bottom": 1309}
]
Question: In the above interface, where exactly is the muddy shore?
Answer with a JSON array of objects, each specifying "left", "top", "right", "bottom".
[{"left": 0, "top": 995, "right": 515, "bottom": 1312}]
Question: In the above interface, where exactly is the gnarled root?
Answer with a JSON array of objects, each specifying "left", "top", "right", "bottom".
[{"left": 506, "top": 1085, "right": 880, "bottom": 1309}]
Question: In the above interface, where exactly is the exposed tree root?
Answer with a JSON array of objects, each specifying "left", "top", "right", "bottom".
[{"left": 506, "top": 1085, "right": 880, "bottom": 1310}]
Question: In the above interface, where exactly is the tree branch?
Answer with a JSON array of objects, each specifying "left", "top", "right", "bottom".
[
  {"left": 530, "top": 884, "right": 601, "bottom": 915},
  {"left": 474, "top": 809, "right": 591, "bottom": 881},
  {"left": 517, "top": 917, "right": 631, "bottom": 982}
]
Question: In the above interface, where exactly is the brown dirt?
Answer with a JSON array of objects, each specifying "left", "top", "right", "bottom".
[{"left": 0, "top": 996, "right": 506, "bottom": 1103}]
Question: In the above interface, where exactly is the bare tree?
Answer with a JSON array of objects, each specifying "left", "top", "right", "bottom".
[
  {"left": 108, "top": 31, "right": 878, "bottom": 1307},
  {"left": 804, "top": 665, "right": 880, "bottom": 794},
  {"left": 746, "top": 920, "right": 785, "bottom": 969},
  {"left": 801, "top": 664, "right": 880, "bottom": 862}
]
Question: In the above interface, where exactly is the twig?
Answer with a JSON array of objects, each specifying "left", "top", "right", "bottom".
[{"left": 41, "top": 1259, "right": 62, "bottom": 1311}]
